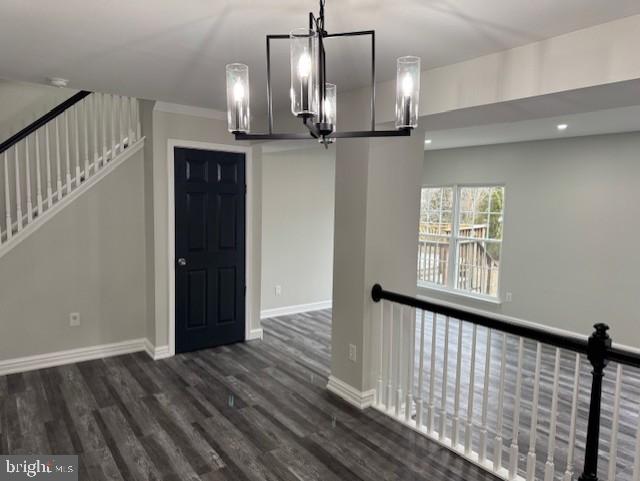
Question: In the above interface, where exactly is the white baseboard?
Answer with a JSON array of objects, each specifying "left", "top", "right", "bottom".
[
  {"left": 247, "top": 328, "right": 264, "bottom": 340},
  {"left": 261, "top": 300, "right": 332, "bottom": 319},
  {"left": 144, "top": 339, "right": 172, "bottom": 360},
  {"left": 0, "top": 338, "right": 147, "bottom": 376},
  {"left": 326, "top": 375, "right": 376, "bottom": 410}
]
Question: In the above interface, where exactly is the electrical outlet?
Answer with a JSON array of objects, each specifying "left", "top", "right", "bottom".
[
  {"left": 275, "top": 285, "right": 282, "bottom": 296},
  {"left": 505, "top": 292, "right": 513, "bottom": 302},
  {"left": 349, "top": 344, "right": 357, "bottom": 362},
  {"left": 69, "top": 312, "right": 81, "bottom": 327}
]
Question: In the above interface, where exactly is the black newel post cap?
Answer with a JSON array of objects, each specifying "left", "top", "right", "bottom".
[
  {"left": 587, "top": 323, "right": 612, "bottom": 369},
  {"left": 372, "top": 284, "right": 383, "bottom": 302}
]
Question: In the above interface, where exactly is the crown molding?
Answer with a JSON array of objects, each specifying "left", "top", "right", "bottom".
[{"left": 153, "top": 101, "right": 226, "bottom": 121}]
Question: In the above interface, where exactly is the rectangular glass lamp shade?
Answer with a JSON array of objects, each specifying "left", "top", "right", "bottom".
[
  {"left": 395, "top": 56, "right": 420, "bottom": 129},
  {"left": 226, "top": 63, "right": 250, "bottom": 133},
  {"left": 290, "top": 28, "right": 318, "bottom": 117}
]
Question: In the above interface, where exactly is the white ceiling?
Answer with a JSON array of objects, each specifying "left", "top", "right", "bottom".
[{"left": 1, "top": 0, "right": 639, "bottom": 113}]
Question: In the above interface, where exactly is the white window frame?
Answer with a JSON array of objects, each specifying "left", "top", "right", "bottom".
[{"left": 418, "top": 183, "right": 505, "bottom": 303}]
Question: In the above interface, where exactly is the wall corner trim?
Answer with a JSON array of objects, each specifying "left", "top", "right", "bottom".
[
  {"left": 143, "top": 340, "right": 172, "bottom": 360},
  {"left": 326, "top": 375, "right": 376, "bottom": 410},
  {"left": 260, "top": 300, "right": 332, "bottom": 319},
  {"left": 0, "top": 338, "right": 148, "bottom": 376}
]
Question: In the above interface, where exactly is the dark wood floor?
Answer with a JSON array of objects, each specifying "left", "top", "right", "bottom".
[{"left": 0, "top": 309, "right": 501, "bottom": 481}]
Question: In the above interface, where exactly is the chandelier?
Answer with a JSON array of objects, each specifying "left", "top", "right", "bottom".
[{"left": 225, "top": 0, "right": 421, "bottom": 146}]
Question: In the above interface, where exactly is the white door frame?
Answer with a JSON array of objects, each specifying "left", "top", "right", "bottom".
[{"left": 167, "top": 139, "right": 254, "bottom": 357}]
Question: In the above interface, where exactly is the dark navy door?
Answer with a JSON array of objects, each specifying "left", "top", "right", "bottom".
[{"left": 174, "top": 147, "right": 246, "bottom": 353}]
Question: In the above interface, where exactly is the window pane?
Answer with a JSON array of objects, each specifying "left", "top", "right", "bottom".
[
  {"left": 458, "top": 186, "right": 505, "bottom": 240},
  {"left": 418, "top": 187, "right": 453, "bottom": 286},
  {"left": 455, "top": 239, "right": 501, "bottom": 297}
]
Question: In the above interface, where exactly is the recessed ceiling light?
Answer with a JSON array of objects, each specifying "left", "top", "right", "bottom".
[
  {"left": 424, "top": 139, "right": 432, "bottom": 144},
  {"left": 557, "top": 123, "right": 568, "bottom": 131}
]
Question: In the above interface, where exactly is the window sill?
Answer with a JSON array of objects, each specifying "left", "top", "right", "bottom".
[{"left": 417, "top": 282, "right": 503, "bottom": 305}]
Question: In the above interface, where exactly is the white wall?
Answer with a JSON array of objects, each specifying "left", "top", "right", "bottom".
[
  {"left": 261, "top": 146, "right": 335, "bottom": 313},
  {"left": 0, "top": 149, "right": 147, "bottom": 360},
  {"left": 420, "top": 132, "right": 640, "bottom": 348}
]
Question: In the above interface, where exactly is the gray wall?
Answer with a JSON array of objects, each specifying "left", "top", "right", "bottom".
[
  {"left": 0, "top": 149, "right": 147, "bottom": 360},
  {"left": 261, "top": 147, "right": 335, "bottom": 312},
  {"left": 421, "top": 132, "right": 640, "bottom": 348}
]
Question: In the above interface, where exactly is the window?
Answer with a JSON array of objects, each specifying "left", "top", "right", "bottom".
[{"left": 418, "top": 185, "right": 505, "bottom": 299}]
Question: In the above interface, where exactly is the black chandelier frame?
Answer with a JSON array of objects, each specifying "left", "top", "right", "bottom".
[{"left": 233, "top": 0, "right": 412, "bottom": 143}]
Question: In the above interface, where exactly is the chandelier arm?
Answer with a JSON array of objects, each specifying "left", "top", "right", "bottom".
[{"left": 233, "top": 128, "right": 411, "bottom": 141}]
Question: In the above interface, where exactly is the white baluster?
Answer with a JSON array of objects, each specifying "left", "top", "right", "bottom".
[
  {"left": 93, "top": 95, "right": 99, "bottom": 171},
  {"left": 479, "top": 328, "right": 492, "bottom": 462},
  {"left": 3, "top": 152, "right": 12, "bottom": 240},
  {"left": 111, "top": 94, "right": 118, "bottom": 157},
  {"left": 24, "top": 139, "right": 32, "bottom": 223},
  {"left": 427, "top": 313, "right": 438, "bottom": 433},
  {"left": 14, "top": 146, "right": 22, "bottom": 232},
  {"left": 405, "top": 307, "right": 415, "bottom": 422},
  {"left": 509, "top": 337, "right": 525, "bottom": 480},
  {"left": 439, "top": 316, "right": 450, "bottom": 440},
  {"left": 395, "top": 306, "right": 403, "bottom": 418},
  {"left": 64, "top": 111, "right": 72, "bottom": 194},
  {"left": 386, "top": 303, "right": 394, "bottom": 411},
  {"left": 123, "top": 96, "right": 130, "bottom": 147},
  {"left": 494, "top": 333, "right": 508, "bottom": 471},
  {"left": 35, "top": 131, "right": 43, "bottom": 213},
  {"left": 563, "top": 354, "right": 581, "bottom": 481},
  {"left": 526, "top": 343, "right": 543, "bottom": 481},
  {"left": 129, "top": 96, "right": 136, "bottom": 143},
  {"left": 416, "top": 310, "right": 426, "bottom": 429},
  {"left": 377, "top": 300, "right": 384, "bottom": 407},
  {"left": 119, "top": 95, "right": 125, "bottom": 148},
  {"left": 607, "top": 364, "right": 623, "bottom": 481},
  {"left": 452, "top": 320, "right": 463, "bottom": 446},
  {"left": 465, "top": 324, "right": 477, "bottom": 454},
  {"left": 74, "top": 104, "right": 81, "bottom": 186},
  {"left": 544, "top": 348, "right": 562, "bottom": 481},
  {"left": 83, "top": 98, "right": 89, "bottom": 177},
  {"left": 633, "top": 394, "right": 640, "bottom": 481},
  {"left": 135, "top": 98, "right": 141, "bottom": 140},
  {"left": 55, "top": 118, "right": 62, "bottom": 201},
  {"left": 45, "top": 124, "right": 53, "bottom": 208},
  {"left": 101, "top": 93, "right": 107, "bottom": 165}
]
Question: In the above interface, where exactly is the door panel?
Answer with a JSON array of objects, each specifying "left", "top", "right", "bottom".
[{"left": 175, "top": 147, "right": 246, "bottom": 353}]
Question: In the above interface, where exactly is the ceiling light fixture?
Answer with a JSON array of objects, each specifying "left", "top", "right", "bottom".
[
  {"left": 226, "top": 0, "right": 421, "bottom": 147},
  {"left": 557, "top": 123, "right": 568, "bottom": 131},
  {"left": 424, "top": 139, "right": 432, "bottom": 144}
]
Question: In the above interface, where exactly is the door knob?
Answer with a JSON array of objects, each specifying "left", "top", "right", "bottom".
[{"left": 177, "top": 257, "right": 187, "bottom": 267}]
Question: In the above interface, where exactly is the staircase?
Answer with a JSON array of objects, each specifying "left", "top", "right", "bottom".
[{"left": 0, "top": 90, "right": 143, "bottom": 258}]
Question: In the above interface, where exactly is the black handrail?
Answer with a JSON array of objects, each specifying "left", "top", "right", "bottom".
[
  {"left": 371, "top": 283, "right": 640, "bottom": 367},
  {"left": 371, "top": 283, "right": 640, "bottom": 481},
  {"left": 0, "top": 90, "right": 92, "bottom": 155},
  {"left": 372, "top": 284, "right": 590, "bottom": 354}
]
